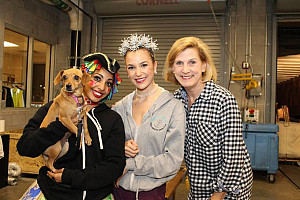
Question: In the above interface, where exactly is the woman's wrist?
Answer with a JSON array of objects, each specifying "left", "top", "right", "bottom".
[{"left": 210, "top": 192, "right": 226, "bottom": 200}]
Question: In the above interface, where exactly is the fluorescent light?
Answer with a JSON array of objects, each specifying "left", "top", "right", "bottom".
[{"left": 4, "top": 41, "right": 19, "bottom": 47}]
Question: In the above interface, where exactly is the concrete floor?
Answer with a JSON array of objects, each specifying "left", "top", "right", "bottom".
[{"left": 0, "top": 164, "right": 300, "bottom": 200}]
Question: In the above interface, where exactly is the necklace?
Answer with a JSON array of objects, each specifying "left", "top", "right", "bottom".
[
  {"left": 136, "top": 85, "right": 158, "bottom": 98},
  {"left": 85, "top": 98, "right": 99, "bottom": 105}
]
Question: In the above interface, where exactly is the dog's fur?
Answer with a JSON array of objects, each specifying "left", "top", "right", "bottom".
[{"left": 41, "top": 68, "right": 92, "bottom": 171}]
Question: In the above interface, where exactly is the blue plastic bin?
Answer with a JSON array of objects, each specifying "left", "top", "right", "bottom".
[{"left": 242, "top": 123, "right": 279, "bottom": 182}]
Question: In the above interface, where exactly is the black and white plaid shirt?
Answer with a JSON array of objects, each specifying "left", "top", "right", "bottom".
[{"left": 174, "top": 81, "right": 253, "bottom": 200}]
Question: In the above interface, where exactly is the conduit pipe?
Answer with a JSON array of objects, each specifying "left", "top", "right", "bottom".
[
  {"left": 39, "top": 0, "right": 84, "bottom": 67},
  {"left": 67, "top": 0, "right": 83, "bottom": 31},
  {"left": 65, "top": 0, "right": 94, "bottom": 54},
  {"left": 41, "top": 0, "right": 73, "bottom": 13},
  {"left": 67, "top": 0, "right": 83, "bottom": 67}
]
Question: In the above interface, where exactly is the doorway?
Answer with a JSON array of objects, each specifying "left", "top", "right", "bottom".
[{"left": 276, "top": 22, "right": 300, "bottom": 122}]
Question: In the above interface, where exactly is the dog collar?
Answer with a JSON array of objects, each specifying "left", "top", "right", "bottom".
[
  {"left": 69, "top": 94, "right": 84, "bottom": 107},
  {"left": 85, "top": 98, "right": 99, "bottom": 105}
]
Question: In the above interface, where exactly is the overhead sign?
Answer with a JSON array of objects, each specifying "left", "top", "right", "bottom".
[{"left": 94, "top": 0, "right": 227, "bottom": 16}]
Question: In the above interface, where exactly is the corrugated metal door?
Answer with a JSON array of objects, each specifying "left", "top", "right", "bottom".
[{"left": 100, "top": 15, "right": 223, "bottom": 105}]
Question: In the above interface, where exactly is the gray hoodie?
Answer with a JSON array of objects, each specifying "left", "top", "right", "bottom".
[{"left": 113, "top": 88, "right": 185, "bottom": 192}]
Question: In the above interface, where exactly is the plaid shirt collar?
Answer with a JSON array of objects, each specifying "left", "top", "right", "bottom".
[{"left": 178, "top": 80, "right": 215, "bottom": 101}]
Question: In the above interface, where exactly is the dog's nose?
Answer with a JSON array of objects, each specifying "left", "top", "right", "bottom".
[{"left": 66, "top": 84, "right": 72, "bottom": 91}]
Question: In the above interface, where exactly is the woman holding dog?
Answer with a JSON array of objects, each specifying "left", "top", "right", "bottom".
[
  {"left": 17, "top": 53, "right": 125, "bottom": 200},
  {"left": 112, "top": 33, "right": 186, "bottom": 200},
  {"left": 163, "top": 36, "right": 253, "bottom": 200}
]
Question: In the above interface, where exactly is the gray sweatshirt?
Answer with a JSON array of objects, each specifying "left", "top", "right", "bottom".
[{"left": 113, "top": 88, "right": 186, "bottom": 192}]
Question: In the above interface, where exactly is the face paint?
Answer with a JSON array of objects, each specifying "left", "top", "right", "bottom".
[{"left": 89, "top": 80, "right": 95, "bottom": 86}]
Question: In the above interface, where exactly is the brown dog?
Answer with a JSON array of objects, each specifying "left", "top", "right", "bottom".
[{"left": 41, "top": 68, "right": 92, "bottom": 171}]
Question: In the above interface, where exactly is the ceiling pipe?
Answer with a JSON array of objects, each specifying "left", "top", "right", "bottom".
[
  {"left": 40, "top": 0, "right": 83, "bottom": 31},
  {"left": 40, "top": 0, "right": 85, "bottom": 67},
  {"left": 67, "top": 0, "right": 83, "bottom": 31},
  {"left": 39, "top": 0, "right": 55, "bottom": 5},
  {"left": 65, "top": 0, "right": 93, "bottom": 53},
  {"left": 67, "top": 0, "right": 83, "bottom": 67},
  {"left": 42, "top": 0, "right": 73, "bottom": 13},
  {"left": 40, "top": 0, "right": 93, "bottom": 66}
]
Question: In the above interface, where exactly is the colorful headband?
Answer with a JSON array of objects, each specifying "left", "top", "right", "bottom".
[
  {"left": 118, "top": 33, "right": 159, "bottom": 56},
  {"left": 81, "top": 60, "right": 101, "bottom": 74}
]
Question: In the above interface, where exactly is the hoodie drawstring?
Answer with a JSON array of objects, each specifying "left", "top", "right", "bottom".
[
  {"left": 81, "top": 108, "right": 103, "bottom": 200},
  {"left": 81, "top": 126, "right": 86, "bottom": 199},
  {"left": 86, "top": 108, "right": 103, "bottom": 149},
  {"left": 135, "top": 179, "right": 141, "bottom": 200}
]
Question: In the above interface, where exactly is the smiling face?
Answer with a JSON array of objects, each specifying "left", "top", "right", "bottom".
[
  {"left": 125, "top": 48, "right": 157, "bottom": 92},
  {"left": 83, "top": 67, "right": 114, "bottom": 102},
  {"left": 173, "top": 47, "right": 206, "bottom": 92}
]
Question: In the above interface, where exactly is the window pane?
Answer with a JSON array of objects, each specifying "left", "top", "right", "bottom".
[
  {"left": 32, "top": 40, "right": 50, "bottom": 107},
  {"left": 3, "top": 29, "right": 27, "bottom": 108}
]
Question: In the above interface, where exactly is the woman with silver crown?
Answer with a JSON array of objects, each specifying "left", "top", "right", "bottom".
[
  {"left": 112, "top": 33, "right": 185, "bottom": 200},
  {"left": 17, "top": 52, "right": 125, "bottom": 200}
]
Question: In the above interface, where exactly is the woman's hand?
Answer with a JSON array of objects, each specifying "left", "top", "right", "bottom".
[
  {"left": 125, "top": 139, "right": 139, "bottom": 158},
  {"left": 47, "top": 168, "right": 64, "bottom": 183},
  {"left": 114, "top": 169, "right": 128, "bottom": 188},
  {"left": 210, "top": 192, "right": 226, "bottom": 200}
]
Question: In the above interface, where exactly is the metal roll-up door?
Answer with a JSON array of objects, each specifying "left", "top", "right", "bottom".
[{"left": 100, "top": 15, "right": 222, "bottom": 105}]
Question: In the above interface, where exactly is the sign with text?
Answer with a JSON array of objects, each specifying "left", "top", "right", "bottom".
[{"left": 94, "top": 0, "right": 226, "bottom": 16}]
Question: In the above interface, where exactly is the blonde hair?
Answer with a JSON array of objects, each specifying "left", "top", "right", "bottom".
[{"left": 163, "top": 36, "right": 217, "bottom": 85}]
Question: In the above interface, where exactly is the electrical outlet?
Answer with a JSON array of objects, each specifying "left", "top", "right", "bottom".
[{"left": 242, "top": 61, "right": 250, "bottom": 69}]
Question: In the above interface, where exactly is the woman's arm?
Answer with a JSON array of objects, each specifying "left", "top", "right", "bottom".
[
  {"left": 212, "top": 95, "right": 246, "bottom": 195},
  {"left": 17, "top": 102, "right": 69, "bottom": 157}
]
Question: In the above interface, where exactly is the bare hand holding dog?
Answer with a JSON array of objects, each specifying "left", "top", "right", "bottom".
[
  {"left": 47, "top": 168, "right": 64, "bottom": 183},
  {"left": 125, "top": 139, "right": 139, "bottom": 158}
]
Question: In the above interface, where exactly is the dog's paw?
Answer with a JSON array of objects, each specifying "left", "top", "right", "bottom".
[{"left": 85, "top": 137, "right": 92, "bottom": 146}]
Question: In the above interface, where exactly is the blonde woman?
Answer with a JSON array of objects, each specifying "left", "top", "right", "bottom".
[
  {"left": 164, "top": 36, "right": 253, "bottom": 200},
  {"left": 112, "top": 34, "right": 185, "bottom": 200}
]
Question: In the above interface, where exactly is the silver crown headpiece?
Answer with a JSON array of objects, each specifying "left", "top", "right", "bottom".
[{"left": 118, "top": 33, "right": 159, "bottom": 56}]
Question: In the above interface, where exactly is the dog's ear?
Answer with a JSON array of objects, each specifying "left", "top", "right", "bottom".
[
  {"left": 54, "top": 70, "right": 64, "bottom": 85},
  {"left": 81, "top": 70, "right": 91, "bottom": 86}
]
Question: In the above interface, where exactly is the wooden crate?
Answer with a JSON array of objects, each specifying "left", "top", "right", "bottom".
[{"left": 6, "top": 129, "right": 44, "bottom": 174}]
